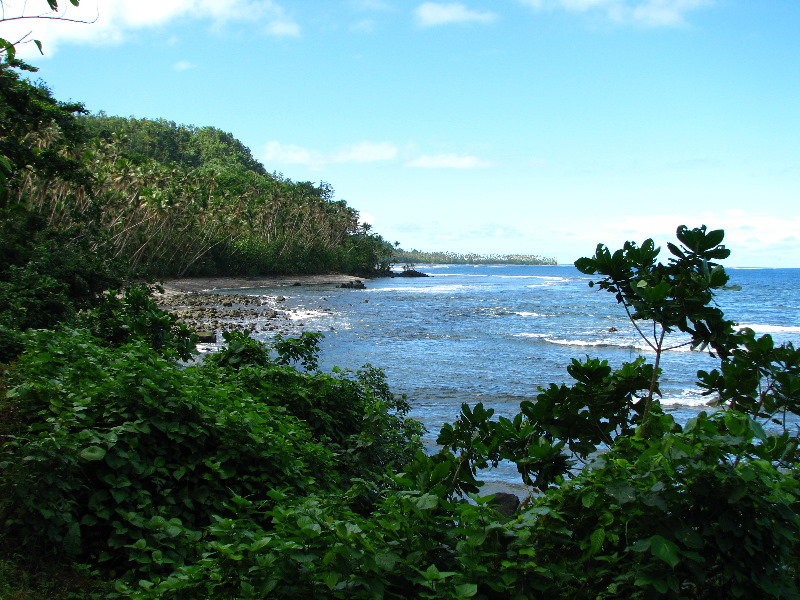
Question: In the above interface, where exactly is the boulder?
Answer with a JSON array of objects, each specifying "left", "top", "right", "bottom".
[{"left": 391, "top": 269, "right": 429, "bottom": 278}]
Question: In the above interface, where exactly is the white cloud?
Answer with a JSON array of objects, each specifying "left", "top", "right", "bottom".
[
  {"left": 351, "top": 0, "right": 394, "bottom": 11},
  {"left": 590, "top": 212, "right": 800, "bottom": 266},
  {"left": 261, "top": 140, "right": 398, "bottom": 169},
  {"left": 333, "top": 141, "right": 398, "bottom": 163},
  {"left": 173, "top": 60, "right": 194, "bottom": 71},
  {"left": 6, "top": 0, "right": 299, "bottom": 58},
  {"left": 629, "top": 0, "right": 712, "bottom": 27},
  {"left": 358, "top": 211, "right": 376, "bottom": 226},
  {"left": 262, "top": 142, "right": 492, "bottom": 171},
  {"left": 518, "top": 0, "right": 713, "bottom": 27},
  {"left": 415, "top": 3, "right": 498, "bottom": 27},
  {"left": 262, "top": 142, "right": 321, "bottom": 167},
  {"left": 405, "top": 153, "right": 492, "bottom": 169}
]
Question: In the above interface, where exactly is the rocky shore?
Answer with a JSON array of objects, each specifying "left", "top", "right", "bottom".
[{"left": 155, "top": 274, "right": 368, "bottom": 343}]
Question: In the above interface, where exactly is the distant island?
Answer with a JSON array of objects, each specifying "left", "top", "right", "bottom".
[{"left": 393, "top": 249, "right": 557, "bottom": 265}]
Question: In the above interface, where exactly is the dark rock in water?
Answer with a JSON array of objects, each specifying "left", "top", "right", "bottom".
[
  {"left": 339, "top": 280, "right": 366, "bottom": 289},
  {"left": 391, "top": 269, "right": 429, "bottom": 278},
  {"left": 487, "top": 492, "right": 520, "bottom": 518},
  {"left": 195, "top": 330, "right": 216, "bottom": 343}
]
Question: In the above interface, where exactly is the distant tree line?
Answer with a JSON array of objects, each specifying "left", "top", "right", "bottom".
[{"left": 393, "top": 249, "right": 557, "bottom": 266}]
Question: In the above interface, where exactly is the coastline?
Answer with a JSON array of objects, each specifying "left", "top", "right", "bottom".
[
  {"left": 157, "top": 274, "right": 370, "bottom": 295},
  {"left": 154, "top": 274, "right": 369, "bottom": 341}
]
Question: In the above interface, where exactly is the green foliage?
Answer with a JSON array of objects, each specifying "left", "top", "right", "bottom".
[
  {"left": 699, "top": 327, "right": 800, "bottom": 428},
  {"left": 122, "top": 482, "right": 552, "bottom": 600},
  {"left": 76, "top": 115, "right": 394, "bottom": 277},
  {"left": 203, "top": 332, "right": 423, "bottom": 483},
  {"left": 0, "top": 206, "right": 124, "bottom": 340},
  {"left": 531, "top": 411, "right": 800, "bottom": 599},
  {"left": 0, "top": 62, "right": 88, "bottom": 196},
  {"left": 575, "top": 225, "right": 734, "bottom": 358},
  {"left": 0, "top": 329, "right": 422, "bottom": 583},
  {"left": 1, "top": 330, "right": 328, "bottom": 573},
  {"left": 79, "top": 114, "right": 269, "bottom": 175},
  {"left": 0, "top": 557, "right": 108, "bottom": 600},
  {"left": 207, "top": 330, "right": 323, "bottom": 371},
  {"left": 76, "top": 284, "right": 197, "bottom": 361}
]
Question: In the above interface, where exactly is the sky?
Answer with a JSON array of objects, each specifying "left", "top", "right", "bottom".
[{"left": 3, "top": 0, "right": 799, "bottom": 267}]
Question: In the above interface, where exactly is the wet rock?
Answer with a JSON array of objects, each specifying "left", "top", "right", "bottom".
[
  {"left": 391, "top": 269, "right": 429, "bottom": 278},
  {"left": 487, "top": 492, "right": 520, "bottom": 518}
]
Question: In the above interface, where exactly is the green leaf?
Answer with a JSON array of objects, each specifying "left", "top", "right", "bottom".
[
  {"left": 605, "top": 480, "right": 636, "bottom": 504},
  {"left": 79, "top": 445, "right": 106, "bottom": 461},
  {"left": 414, "top": 493, "right": 439, "bottom": 510},
  {"left": 375, "top": 551, "right": 397, "bottom": 571},
  {"left": 455, "top": 583, "right": 479, "bottom": 597},
  {"left": 649, "top": 535, "right": 680, "bottom": 568},
  {"left": 589, "top": 528, "right": 605, "bottom": 555},
  {"left": 322, "top": 571, "right": 339, "bottom": 590}
]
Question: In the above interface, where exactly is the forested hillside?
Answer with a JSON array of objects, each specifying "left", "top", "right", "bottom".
[{"left": 3, "top": 70, "right": 394, "bottom": 281}]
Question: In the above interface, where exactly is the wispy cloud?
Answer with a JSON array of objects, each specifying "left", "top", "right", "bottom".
[
  {"left": 351, "top": 0, "right": 394, "bottom": 11},
  {"left": 173, "top": 60, "right": 195, "bottom": 71},
  {"left": 8, "top": 0, "right": 300, "bottom": 58},
  {"left": 262, "top": 142, "right": 492, "bottom": 170},
  {"left": 405, "top": 154, "right": 492, "bottom": 169},
  {"left": 415, "top": 3, "right": 498, "bottom": 27},
  {"left": 518, "top": 0, "right": 713, "bottom": 27},
  {"left": 262, "top": 141, "right": 398, "bottom": 169},
  {"left": 593, "top": 212, "right": 800, "bottom": 266},
  {"left": 333, "top": 141, "right": 398, "bottom": 163}
]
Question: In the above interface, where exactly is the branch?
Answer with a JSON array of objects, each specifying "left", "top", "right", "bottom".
[
  {"left": 619, "top": 296, "right": 657, "bottom": 352},
  {"left": 0, "top": 12, "right": 98, "bottom": 26}
]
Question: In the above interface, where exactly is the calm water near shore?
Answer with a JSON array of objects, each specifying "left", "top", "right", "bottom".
[{"left": 222, "top": 264, "right": 800, "bottom": 493}]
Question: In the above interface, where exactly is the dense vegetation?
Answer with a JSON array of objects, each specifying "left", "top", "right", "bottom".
[
  {"left": 5, "top": 216, "right": 800, "bottom": 598},
  {"left": 1, "top": 61, "right": 394, "bottom": 282},
  {"left": 393, "top": 249, "right": 557, "bottom": 266},
  {"left": 3, "top": 7, "right": 800, "bottom": 599}
]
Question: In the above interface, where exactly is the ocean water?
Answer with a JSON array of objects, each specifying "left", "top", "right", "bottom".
[{"left": 230, "top": 264, "right": 800, "bottom": 493}]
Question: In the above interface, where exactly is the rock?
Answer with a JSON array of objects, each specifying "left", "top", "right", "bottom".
[
  {"left": 195, "top": 331, "right": 216, "bottom": 343},
  {"left": 487, "top": 492, "right": 520, "bottom": 518},
  {"left": 339, "top": 280, "right": 366, "bottom": 289},
  {"left": 391, "top": 269, "right": 429, "bottom": 278}
]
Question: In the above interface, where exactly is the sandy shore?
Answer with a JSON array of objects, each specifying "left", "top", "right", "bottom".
[{"left": 158, "top": 274, "right": 369, "bottom": 295}]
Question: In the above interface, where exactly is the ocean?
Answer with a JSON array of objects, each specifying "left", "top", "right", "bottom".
[{"left": 227, "top": 264, "right": 800, "bottom": 494}]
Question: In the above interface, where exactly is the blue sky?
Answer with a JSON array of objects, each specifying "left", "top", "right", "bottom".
[{"left": 5, "top": 0, "right": 799, "bottom": 266}]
